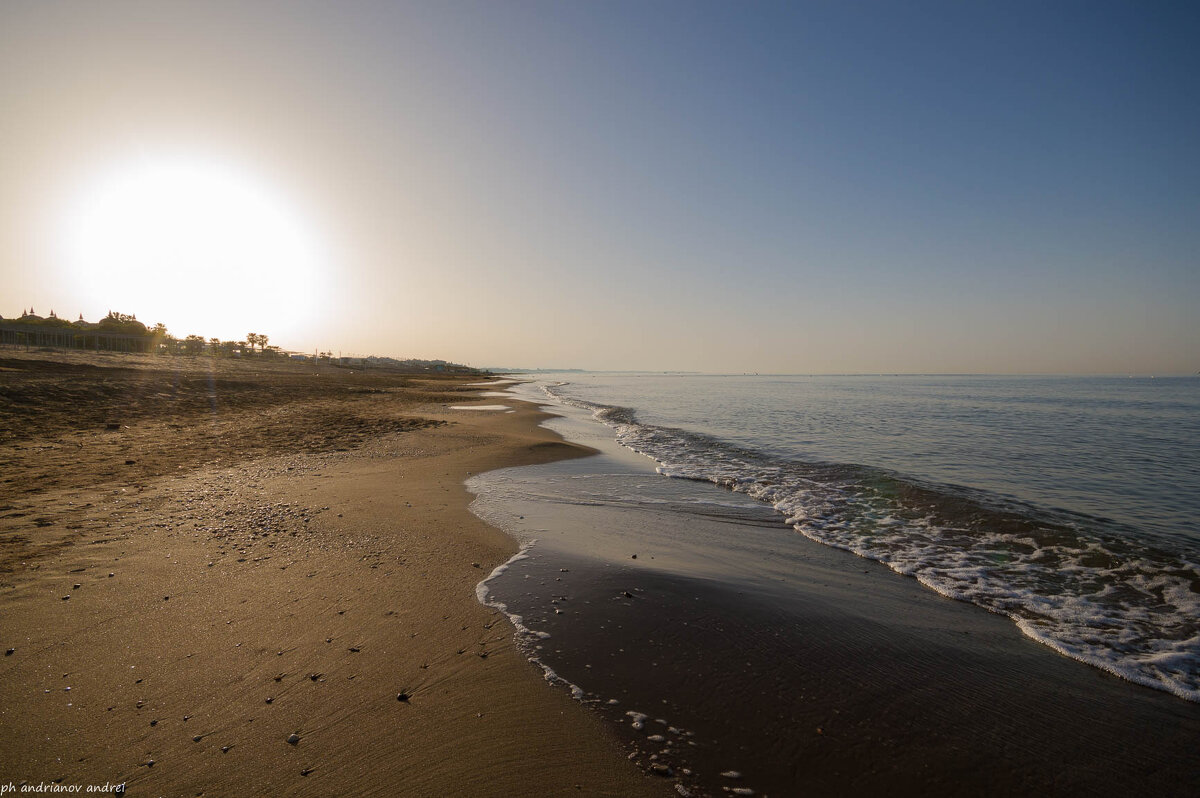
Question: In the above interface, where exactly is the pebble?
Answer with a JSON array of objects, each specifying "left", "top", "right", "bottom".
[
  {"left": 287, "top": 733, "right": 300, "bottom": 745},
  {"left": 397, "top": 692, "right": 410, "bottom": 702},
  {"left": 61, "top": 595, "right": 70, "bottom": 601},
  {"left": 73, "top": 584, "right": 81, "bottom": 590},
  {"left": 720, "top": 770, "right": 742, "bottom": 779},
  {"left": 265, "top": 697, "right": 273, "bottom": 704},
  {"left": 5, "top": 648, "right": 13, "bottom": 656},
  {"left": 192, "top": 735, "right": 202, "bottom": 743},
  {"left": 221, "top": 746, "right": 231, "bottom": 754}
]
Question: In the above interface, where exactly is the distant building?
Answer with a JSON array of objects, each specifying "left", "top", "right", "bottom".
[{"left": 0, "top": 310, "right": 157, "bottom": 353}]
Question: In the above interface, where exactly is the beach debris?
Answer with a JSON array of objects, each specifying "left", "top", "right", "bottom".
[
  {"left": 720, "top": 770, "right": 743, "bottom": 779},
  {"left": 650, "top": 763, "right": 673, "bottom": 777},
  {"left": 286, "top": 733, "right": 301, "bottom": 745},
  {"left": 730, "top": 789, "right": 755, "bottom": 796},
  {"left": 674, "top": 785, "right": 693, "bottom": 797},
  {"left": 647, "top": 734, "right": 666, "bottom": 742}
]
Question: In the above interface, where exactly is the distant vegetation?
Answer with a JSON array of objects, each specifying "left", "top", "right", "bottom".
[{"left": 1, "top": 306, "right": 477, "bottom": 372}]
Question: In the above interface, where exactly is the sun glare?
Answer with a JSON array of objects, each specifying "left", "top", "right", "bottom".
[{"left": 56, "top": 154, "right": 327, "bottom": 342}]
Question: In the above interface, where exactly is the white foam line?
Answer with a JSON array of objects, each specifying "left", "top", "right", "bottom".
[{"left": 475, "top": 542, "right": 587, "bottom": 701}]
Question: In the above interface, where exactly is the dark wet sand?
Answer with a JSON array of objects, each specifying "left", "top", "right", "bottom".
[{"left": 472, "top": 419, "right": 1200, "bottom": 798}]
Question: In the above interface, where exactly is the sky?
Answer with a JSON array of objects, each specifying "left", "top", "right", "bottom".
[{"left": 1, "top": 0, "right": 1197, "bottom": 373}]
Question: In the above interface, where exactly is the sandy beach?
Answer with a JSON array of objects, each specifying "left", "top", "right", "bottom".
[{"left": 0, "top": 351, "right": 667, "bottom": 796}]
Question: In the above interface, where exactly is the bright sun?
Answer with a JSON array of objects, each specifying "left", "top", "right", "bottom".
[{"left": 56, "top": 153, "right": 327, "bottom": 343}]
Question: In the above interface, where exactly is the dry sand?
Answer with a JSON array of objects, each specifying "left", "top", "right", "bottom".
[{"left": 0, "top": 351, "right": 667, "bottom": 796}]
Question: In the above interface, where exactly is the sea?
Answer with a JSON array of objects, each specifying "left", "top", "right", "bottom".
[{"left": 467, "top": 373, "right": 1200, "bottom": 795}]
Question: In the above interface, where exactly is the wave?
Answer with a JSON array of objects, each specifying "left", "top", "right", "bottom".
[{"left": 542, "top": 383, "right": 1200, "bottom": 703}]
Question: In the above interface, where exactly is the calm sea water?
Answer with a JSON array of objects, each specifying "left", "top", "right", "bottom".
[{"left": 532, "top": 374, "right": 1200, "bottom": 702}]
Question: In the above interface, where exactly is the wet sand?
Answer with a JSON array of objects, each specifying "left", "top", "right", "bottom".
[
  {"left": 471, "top": 397, "right": 1200, "bottom": 797},
  {"left": 0, "top": 351, "right": 667, "bottom": 797}
]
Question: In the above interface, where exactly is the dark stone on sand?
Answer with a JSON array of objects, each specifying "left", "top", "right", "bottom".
[
  {"left": 192, "top": 735, "right": 202, "bottom": 742},
  {"left": 149, "top": 720, "right": 157, "bottom": 726},
  {"left": 61, "top": 595, "right": 70, "bottom": 600},
  {"left": 221, "top": 746, "right": 230, "bottom": 753},
  {"left": 145, "top": 760, "right": 154, "bottom": 768},
  {"left": 124, "top": 460, "right": 136, "bottom": 465},
  {"left": 631, "top": 554, "right": 637, "bottom": 559},
  {"left": 301, "top": 768, "right": 314, "bottom": 776},
  {"left": 266, "top": 697, "right": 273, "bottom": 704},
  {"left": 5, "top": 648, "right": 13, "bottom": 656},
  {"left": 287, "top": 733, "right": 300, "bottom": 745},
  {"left": 73, "top": 584, "right": 81, "bottom": 589},
  {"left": 349, "top": 647, "right": 360, "bottom": 653}
]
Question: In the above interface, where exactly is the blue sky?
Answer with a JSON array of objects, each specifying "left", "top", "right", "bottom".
[{"left": 2, "top": 1, "right": 1197, "bottom": 372}]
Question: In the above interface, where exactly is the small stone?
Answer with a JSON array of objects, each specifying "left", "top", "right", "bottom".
[
  {"left": 192, "top": 735, "right": 202, "bottom": 742},
  {"left": 73, "top": 584, "right": 81, "bottom": 590},
  {"left": 286, "top": 733, "right": 300, "bottom": 745},
  {"left": 650, "top": 763, "right": 673, "bottom": 777},
  {"left": 301, "top": 768, "right": 314, "bottom": 776},
  {"left": 265, "top": 697, "right": 273, "bottom": 704},
  {"left": 631, "top": 554, "right": 637, "bottom": 559},
  {"left": 108, "top": 573, "right": 115, "bottom": 577},
  {"left": 720, "top": 770, "right": 742, "bottom": 779},
  {"left": 397, "top": 692, "right": 409, "bottom": 702},
  {"left": 221, "top": 746, "right": 230, "bottom": 753},
  {"left": 163, "top": 596, "right": 169, "bottom": 601},
  {"left": 145, "top": 760, "right": 155, "bottom": 768},
  {"left": 149, "top": 720, "right": 157, "bottom": 726},
  {"left": 5, "top": 648, "right": 13, "bottom": 656},
  {"left": 61, "top": 595, "right": 70, "bottom": 601}
]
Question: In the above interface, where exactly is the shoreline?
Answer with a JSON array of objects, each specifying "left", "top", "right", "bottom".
[
  {"left": 472, "top": 382, "right": 1200, "bottom": 797},
  {"left": 0, "top": 352, "right": 667, "bottom": 796}
]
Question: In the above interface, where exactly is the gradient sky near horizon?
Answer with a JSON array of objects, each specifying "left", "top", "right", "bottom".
[{"left": 2, "top": 1, "right": 1197, "bottom": 373}]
